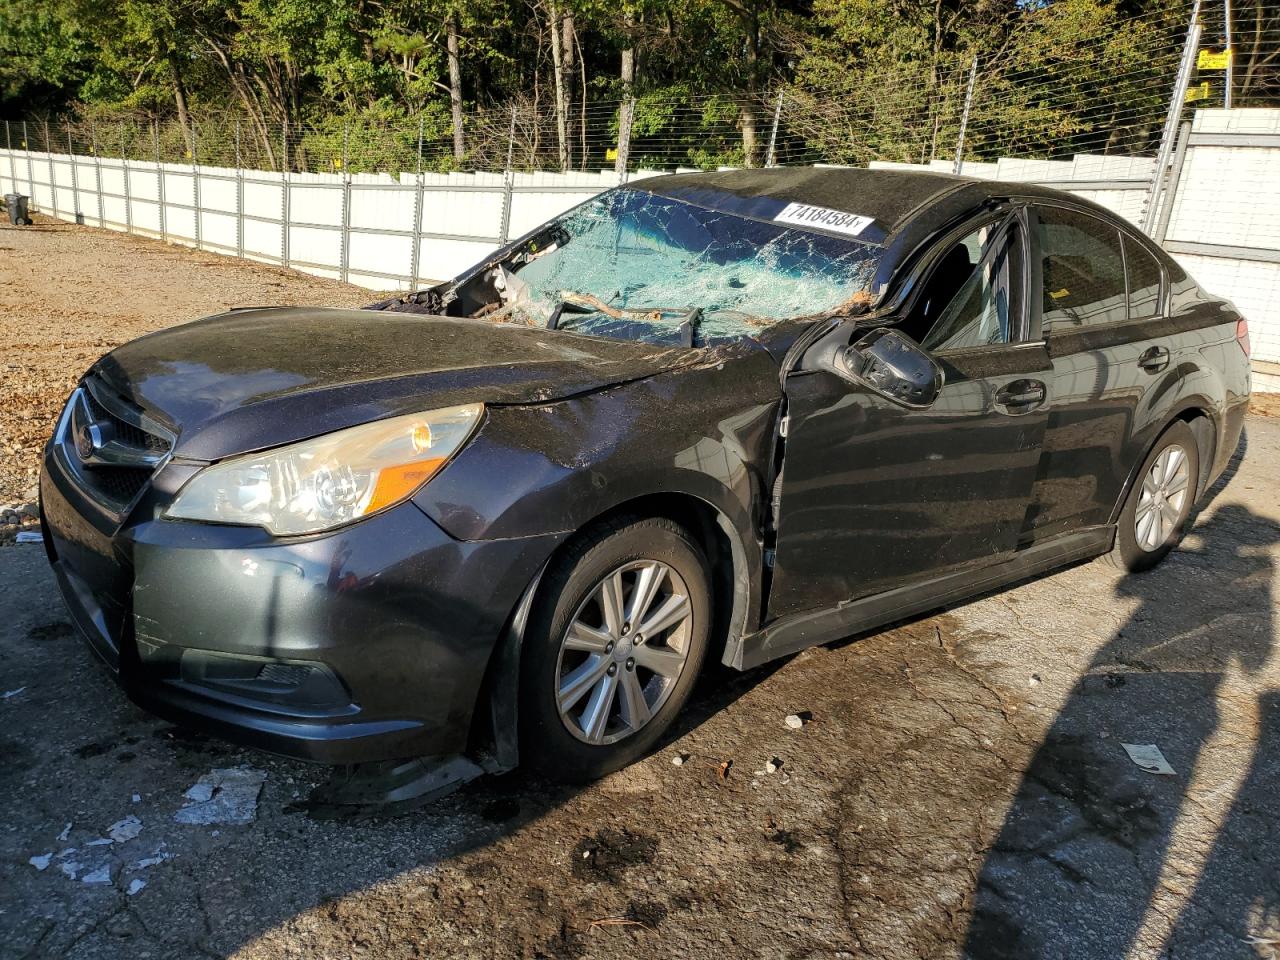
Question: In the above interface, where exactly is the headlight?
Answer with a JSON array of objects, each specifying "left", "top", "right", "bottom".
[{"left": 165, "top": 404, "right": 482, "bottom": 536}]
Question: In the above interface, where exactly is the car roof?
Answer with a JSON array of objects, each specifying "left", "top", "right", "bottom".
[{"left": 631, "top": 166, "right": 1117, "bottom": 242}]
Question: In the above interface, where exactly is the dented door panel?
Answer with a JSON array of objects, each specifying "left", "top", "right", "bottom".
[{"left": 767, "top": 343, "right": 1051, "bottom": 622}]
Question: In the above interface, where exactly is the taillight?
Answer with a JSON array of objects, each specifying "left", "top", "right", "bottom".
[{"left": 1236, "top": 318, "right": 1250, "bottom": 358}]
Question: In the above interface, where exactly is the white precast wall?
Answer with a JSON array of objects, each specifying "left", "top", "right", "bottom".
[
  {"left": 0, "top": 150, "right": 634, "bottom": 290},
  {"left": 2, "top": 108, "right": 1277, "bottom": 389}
]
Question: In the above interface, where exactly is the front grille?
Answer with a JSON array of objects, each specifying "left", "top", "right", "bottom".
[
  {"left": 90, "top": 466, "right": 152, "bottom": 504},
  {"left": 57, "top": 379, "right": 175, "bottom": 513},
  {"left": 84, "top": 388, "right": 169, "bottom": 454}
]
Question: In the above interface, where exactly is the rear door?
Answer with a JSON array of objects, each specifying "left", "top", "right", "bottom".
[
  {"left": 767, "top": 211, "right": 1051, "bottom": 621},
  {"left": 1023, "top": 203, "right": 1173, "bottom": 540}
]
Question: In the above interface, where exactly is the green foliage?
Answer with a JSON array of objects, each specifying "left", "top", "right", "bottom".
[{"left": 3, "top": 0, "right": 1271, "bottom": 170}]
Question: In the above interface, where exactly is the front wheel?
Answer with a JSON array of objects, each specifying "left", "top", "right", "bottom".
[
  {"left": 1107, "top": 420, "right": 1199, "bottom": 572},
  {"left": 519, "top": 516, "right": 711, "bottom": 782}
]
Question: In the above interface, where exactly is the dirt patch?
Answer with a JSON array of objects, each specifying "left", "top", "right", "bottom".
[
  {"left": 0, "top": 214, "right": 379, "bottom": 525},
  {"left": 1251, "top": 391, "right": 1280, "bottom": 418}
]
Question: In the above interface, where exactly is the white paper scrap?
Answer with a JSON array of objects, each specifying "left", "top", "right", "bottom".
[{"left": 1121, "top": 742, "right": 1177, "bottom": 776}]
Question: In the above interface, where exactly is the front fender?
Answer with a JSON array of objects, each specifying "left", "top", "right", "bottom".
[{"left": 415, "top": 353, "right": 782, "bottom": 546}]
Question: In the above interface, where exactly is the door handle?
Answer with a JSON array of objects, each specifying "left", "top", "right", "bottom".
[
  {"left": 995, "top": 379, "right": 1046, "bottom": 415},
  {"left": 1138, "top": 345, "right": 1171, "bottom": 373}
]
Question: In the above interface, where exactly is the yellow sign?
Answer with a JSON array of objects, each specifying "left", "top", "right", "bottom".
[
  {"left": 332, "top": 158, "right": 343, "bottom": 169},
  {"left": 1186, "top": 81, "right": 1212, "bottom": 102},
  {"left": 605, "top": 147, "right": 618, "bottom": 161},
  {"left": 1197, "top": 49, "right": 1232, "bottom": 70}
]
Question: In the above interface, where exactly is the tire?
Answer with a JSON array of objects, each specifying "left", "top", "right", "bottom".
[
  {"left": 519, "top": 516, "right": 711, "bottom": 782},
  {"left": 1106, "top": 420, "right": 1200, "bottom": 572}
]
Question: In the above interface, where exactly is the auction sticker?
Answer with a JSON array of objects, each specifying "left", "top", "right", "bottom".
[{"left": 773, "top": 202, "right": 874, "bottom": 237}]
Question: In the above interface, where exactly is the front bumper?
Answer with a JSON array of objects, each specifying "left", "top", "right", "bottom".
[{"left": 40, "top": 447, "right": 561, "bottom": 764}]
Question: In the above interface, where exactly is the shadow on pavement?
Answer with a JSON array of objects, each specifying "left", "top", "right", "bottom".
[{"left": 965, "top": 452, "right": 1279, "bottom": 959}]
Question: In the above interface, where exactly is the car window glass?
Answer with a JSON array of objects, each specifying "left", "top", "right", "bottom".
[
  {"left": 920, "top": 223, "right": 1020, "bottom": 352},
  {"left": 1037, "top": 207, "right": 1127, "bottom": 331},
  {"left": 1124, "top": 234, "right": 1163, "bottom": 319}
]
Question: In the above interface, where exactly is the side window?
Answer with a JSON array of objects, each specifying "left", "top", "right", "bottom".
[
  {"left": 1036, "top": 207, "right": 1127, "bottom": 331},
  {"left": 1123, "top": 234, "right": 1164, "bottom": 320},
  {"left": 916, "top": 222, "right": 1023, "bottom": 352}
]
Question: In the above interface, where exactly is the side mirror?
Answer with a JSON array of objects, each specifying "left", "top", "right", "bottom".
[{"left": 836, "top": 328, "right": 943, "bottom": 409}]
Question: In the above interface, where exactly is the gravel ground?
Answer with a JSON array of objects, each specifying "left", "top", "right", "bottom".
[
  {"left": 0, "top": 215, "right": 375, "bottom": 537},
  {"left": 1, "top": 218, "right": 1279, "bottom": 960}
]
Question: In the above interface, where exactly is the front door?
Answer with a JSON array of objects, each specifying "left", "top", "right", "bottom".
[{"left": 767, "top": 213, "right": 1051, "bottom": 621}]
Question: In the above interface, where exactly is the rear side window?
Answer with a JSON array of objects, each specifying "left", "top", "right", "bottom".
[
  {"left": 1036, "top": 207, "right": 1127, "bottom": 331},
  {"left": 1124, "top": 235, "right": 1163, "bottom": 319}
]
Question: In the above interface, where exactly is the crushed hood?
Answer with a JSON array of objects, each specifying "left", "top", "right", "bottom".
[{"left": 92, "top": 307, "right": 702, "bottom": 461}]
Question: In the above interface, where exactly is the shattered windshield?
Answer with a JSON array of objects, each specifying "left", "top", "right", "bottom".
[{"left": 479, "top": 188, "right": 880, "bottom": 345}]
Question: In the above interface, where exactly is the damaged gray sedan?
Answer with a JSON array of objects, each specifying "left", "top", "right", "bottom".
[{"left": 40, "top": 168, "right": 1250, "bottom": 800}]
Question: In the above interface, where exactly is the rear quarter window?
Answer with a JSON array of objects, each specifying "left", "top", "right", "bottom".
[
  {"left": 1123, "top": 235, "right": 1164, "bottom": 320},
  {"left": 1036, "top": 207, "right": 1127, "bottom": 331}
]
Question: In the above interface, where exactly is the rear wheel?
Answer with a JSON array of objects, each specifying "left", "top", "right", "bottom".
[
  {"left": 519, "top": 516, "right": 710, "bottom": 782},
  {"left": 1107, "top": 420, "right": 1199, "bottom": 572}
]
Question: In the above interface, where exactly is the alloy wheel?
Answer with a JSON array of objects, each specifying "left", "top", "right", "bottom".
[
  {"left": 554, "top": 560, "right": 693, "bottom": 745},
  {"left": 1135, "top": 443, "right": 1191, "bottom": 552}
]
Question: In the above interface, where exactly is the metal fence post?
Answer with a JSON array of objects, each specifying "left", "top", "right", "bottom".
[
  {"left": 409, "top": 117, "right": 424, "bottom": 290},
  {"left": 765, "top": 91, "right": 784, "bottom": 168},
  {"left": 280, "top": 125, "right": 291, "bottom": 267},
  {"left": 23, "top": 121, "right": 34, "bottom": 208},
  {"left": 339, "top": 123, "right": 351, "bottom": 283},
  {"left": 235, "top": 121, "right": 244, "bottom": 258},
  {"left": 1153, "top": 121, "right": 1193, "bottom": 244},
  {"left": 1223, "top": 0, "right": 1233, "bottom": 109},
  {"left": 952, "top": 57, "right": 978, "bottom": 175},
  {"left": 1142, "top": 1, "right": 1202, "bottom": 234},
  {"left": 191, "top": 121, "right": 202, "bottom": 250},
  {"left": 154, "top": 120, "right": 168, "bottom": 242},
  {"left": 66, "top": 123, "right": 81, "bottom": 222},
  {"left": 122, "top": 125, "right": 134, "bottom": 234},
  {"left": 44, "top": 120, "right": 58, "bottom": 220},
  {"left": 497, "top": 104, "right": 517, "bottom": 246},
  {"left": 3, "top": 121, "right": 10, "bottom": 195},
  {"left": 91, "top": 120, "right": 104, "bottom": 227}
]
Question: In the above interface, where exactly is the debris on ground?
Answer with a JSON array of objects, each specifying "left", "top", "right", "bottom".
[
  {"left": 174, "top": 767, "right": 267, "bottom": 825},
  {"left": 1121, "top": 742, "right": 1177, "bottom": 776},
  {"left": 717, "top": 759, "right": 733, "bottom": 781},
  {"left": 3, "top": 687, "right": 25, "bottom": 699},
  {"left": 765, "top": 758, "right": 782, "bottom": 774},
  {"left": 588, "top": 917, "right": 652, "bottom": 931},
  {"left": 15, "top": 531, "right": 44, "bottom": 544},
  {"left": 784, "top": 714, "right": 805, "bottom": 729},
  {"left": 127, "top": 879, "right": 147, "bottom": 896},
  {"left": 107, "top": 815, "right": 142, "bottom": 842},
  {"left": 28, "top": 853, "right": 52, "bottom": 871},
  {"left": 56, "top": 823, "right": 72, "bottom": 841},
  {"left": 81, "top": 865, "right": 112, "bottom": 885},
  {"left": 671, "top": 753, "right": 686, "bottom": 766},
  {"left": 129, "top": 844, "right": 174, "bottom": 871},
  {"left": 1029, "top": 673, "right": 1042, "bottom": 686}
]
